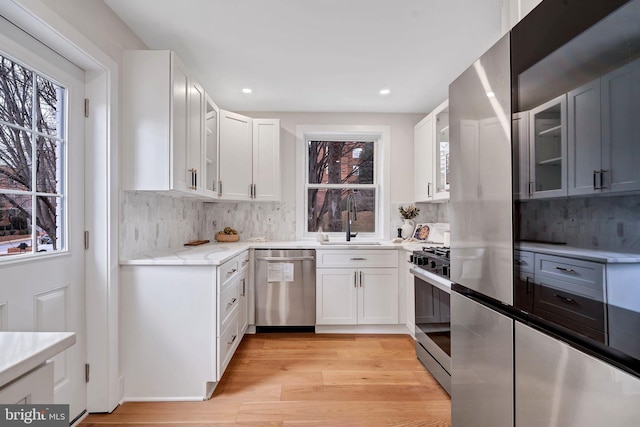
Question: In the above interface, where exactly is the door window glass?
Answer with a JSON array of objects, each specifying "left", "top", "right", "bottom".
[{"left": 0, "top": 54, "right": 65, "bottom": 257}]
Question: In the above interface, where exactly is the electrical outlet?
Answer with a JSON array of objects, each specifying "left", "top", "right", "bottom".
[{"left": 266, "top": 216, "right": 273, "bottom": 226}]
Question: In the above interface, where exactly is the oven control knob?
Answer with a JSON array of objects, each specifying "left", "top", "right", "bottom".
[
  {"left": 417, "top": 256, "right": 425, "bottom": 265},
  {"left": 410, "top": 255, "right": 415, "bottom": 263},
  {"left": 430, "top": 260, "right": 437, "bottom": 269},
  {"left": 442, "top": 265, "right": 449, "bottom": 277}
]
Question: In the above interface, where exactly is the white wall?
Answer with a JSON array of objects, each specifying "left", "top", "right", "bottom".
[{"left": 42, "top": 0, "right": 147, "bottom": 60}]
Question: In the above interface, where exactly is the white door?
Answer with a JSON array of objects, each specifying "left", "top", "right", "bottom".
[{"left": 0, "top": 17, "right": 86, "bottom": 421}]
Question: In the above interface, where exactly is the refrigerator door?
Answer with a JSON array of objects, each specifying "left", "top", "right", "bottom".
[
  {"left": 515, "top": 322, "right": 640, "bottom": 427},
  {"left": 451, "top": 291, "right": 514, "bottom": 427},
  {"left": 449, "top": 33, "right": 513, "bottom": 305}
]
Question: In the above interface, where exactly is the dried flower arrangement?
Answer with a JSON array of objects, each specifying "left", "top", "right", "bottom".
[{"left": 398, "top": 204, "right": 419, "bottom": 220}]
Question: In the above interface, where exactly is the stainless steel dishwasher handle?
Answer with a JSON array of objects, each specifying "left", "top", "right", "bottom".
[{"left": 255, "top": 256, "right": 316, "bottom": 262}]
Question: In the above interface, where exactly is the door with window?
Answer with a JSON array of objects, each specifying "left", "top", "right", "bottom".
[{"left": 0, "top": 17, "right": 86, "bottom": 420}]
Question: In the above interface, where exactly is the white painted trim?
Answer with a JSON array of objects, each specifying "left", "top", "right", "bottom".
[
  {"left": 0, "top": 0, "right": 121, "bottom": 413},
  {"left": 314, "top": 324, "right": 410, "bottom": 334},
  {"left": 295, "top": 124, "right": 391, "bottom": 241}
]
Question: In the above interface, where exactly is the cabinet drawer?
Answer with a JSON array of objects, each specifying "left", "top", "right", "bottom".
[
  {"left": 237, "top": 251, "right": 250, "bottom": 272},
  {"left": 534, "top": 254, "right": 604, "bottom": 294},
  {"left": 533, "top": 284, "right": 606, "bottom": 342},
  {"left": 515, "top": 251, "right": 534, "bottom": 274},
  {"left": 218, "top": 310, "right": 239, "bottom": 378},
  {"left": 316, "top": 250, "right": 398, "bottom": 268},
  {"left": 220, "top": 277, "right": 240, "bottom": 328},
  {"left": 219, "top": 258, "right": 240, "bottom": 290}
]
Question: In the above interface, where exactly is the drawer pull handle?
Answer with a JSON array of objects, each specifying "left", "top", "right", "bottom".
[
  {"left": 350, "top": 257, "right": 367, "bottom": 261},
  {"left": 227, "top": 335, "right": 237, "bottom": 345},
  {"left": 554, "top": 267, "right": 577, "bottom": 274},
  {"left": 553, "top": 293, "right": 575, "bottom": 303},
  {"left": 228, "top": 298, "right": 237, "bottom": 306},
  {"left": 227, "top": 268, "right": 237, "bottom": 276},
  {"left": 515, "top": 260, "right": 527, "bottom": 265}
]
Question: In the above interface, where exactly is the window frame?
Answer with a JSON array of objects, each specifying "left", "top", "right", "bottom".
[{"left": 296, "top": 125, "right": 390, "bottom": 241}]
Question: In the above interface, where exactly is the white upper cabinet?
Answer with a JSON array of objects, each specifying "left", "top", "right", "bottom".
[
  {"left": 414, "top": 100, "right": 449, "bottom": 202},
  {"left": 513, "top": 111, "right": 530, "bottom": 199},
  {"left": 414, "top": 113, "right": 434, "bottom": 202},
  {"left": 568, "top": 78, "right": 601, "bottom": 196},
  {"left": 122, "top": 50, "right": 205, "bottom": 195},
  {"left": 252, "top": 119, "right": 281, "bottom": 201},
  {"left": 569, "top": 58, "right": 640, "bottom": 195},
  {"left": 529, "top": 94, "right": 567, "bottom": 199},
  {"left": 219, "top": 110, "right": 253, "bottom": 200},
  {"left": 520, "top": 59, "right": 640, "bottom": 199},
  {"left": 202, "top": 94, "right": 219, "bottom": 198},
  {"left": 218, "top": 111, "right": 280, "bottom": 201},
  {"left": 602, "top": 59, "right": 640, "bottom": 193}
]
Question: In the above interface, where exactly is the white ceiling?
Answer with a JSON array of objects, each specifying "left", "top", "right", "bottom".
[{"left": 104, "top": 0, "right": 504, "bottom": 113}]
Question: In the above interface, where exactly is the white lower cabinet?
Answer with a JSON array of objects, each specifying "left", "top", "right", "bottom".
[
  {"left": 316, "top": 250, "right": 398, "bottom": 326},
  {"left": 0, "top": 362, "right": 53, "bottom": 404},
  {"left": 403, "top": 250, "right": 415, "bottom": 337},
  {"left": 120, "top": 250, "right": 249, "bottom": 401}
]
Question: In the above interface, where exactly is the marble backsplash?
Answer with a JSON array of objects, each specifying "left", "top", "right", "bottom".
[
  {"left": 119, "top": 192, "right": 451, "bottom": 259},
  {"left": 120, "top": 191, "right": 205, "bottom": 259},
  {"left": 201, "top": 201, "right": 297, "bottom": 242},
  {"left": 518, "top": 194, "right": 640, "bottom": 253}
]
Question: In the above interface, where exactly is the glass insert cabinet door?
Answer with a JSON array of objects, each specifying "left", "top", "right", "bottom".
[
  {"left": 529, "top": 94, "right": 567, "bottom": 198},
  {"left": 435, "top": 106, "right": 450, "bottom": 195}
]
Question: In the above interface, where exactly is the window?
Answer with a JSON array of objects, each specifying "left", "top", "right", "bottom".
[
  {"left": 0, "top": 54, "right": 65, "bottom": 257},
  {"left": 296, "top": 125, "right": 390, "bottom": 240}
]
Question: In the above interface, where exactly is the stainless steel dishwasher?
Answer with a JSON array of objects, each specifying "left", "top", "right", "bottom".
[{"left": 254, "top": 249, "right": 316, "bottom": 330}]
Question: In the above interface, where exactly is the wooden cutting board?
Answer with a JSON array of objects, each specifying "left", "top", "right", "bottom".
[{"left": 184, "top": 239, "right": 210, "bottom": 246}]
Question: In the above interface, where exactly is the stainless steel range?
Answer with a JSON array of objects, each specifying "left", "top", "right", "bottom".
[{"left": 410, "top": 247, "right": 452, "bottom": 395}]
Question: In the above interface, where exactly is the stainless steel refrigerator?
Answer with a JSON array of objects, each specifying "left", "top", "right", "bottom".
[
  {"left": 449, "top": 1, "right": 640, "bottom": 426},
  {"left": 449, "top": 32, "right": 515, "bottom": 427}
]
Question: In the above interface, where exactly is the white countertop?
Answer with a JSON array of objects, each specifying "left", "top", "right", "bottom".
[
  {"left": 120, "top": 239, "right": 436, "bottom": 266},
  {"left": 0, "top": 332, "right": 76, "bottom": 388},
  {"left": 518, "top": 242, "right": 640, "bottom": 264}
]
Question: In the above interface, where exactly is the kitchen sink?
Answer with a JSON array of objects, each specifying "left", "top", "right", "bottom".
[{"left": 319, "top": 241, "right": 382, "bottom": 245}]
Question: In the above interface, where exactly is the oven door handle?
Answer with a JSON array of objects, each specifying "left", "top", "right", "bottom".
[{"left": 410, "top": 266, "right": 452, "bottom": 294}]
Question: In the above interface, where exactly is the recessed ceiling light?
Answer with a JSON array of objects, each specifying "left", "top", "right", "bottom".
[
  {"left": 242, "top": 88, "right": 252, "bottom": 94},
  {"left": 379, "top": 89, "right": 391, "bottom": 95},
  {"left": 486, "top": 91, "right": 495, "bottom": 97}
]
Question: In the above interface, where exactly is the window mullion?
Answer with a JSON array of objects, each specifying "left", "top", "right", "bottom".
[{"left": 30, "top": 71, "right": 38, "bottom": 250}]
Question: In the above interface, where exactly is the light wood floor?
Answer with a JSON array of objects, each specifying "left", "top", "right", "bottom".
[{"left": 81, "top": 333, "right": 451, "bottom": 426}]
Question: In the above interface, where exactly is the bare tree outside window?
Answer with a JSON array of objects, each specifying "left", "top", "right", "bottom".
[
  {"left": 0, "top": 55, "right": 64, "bottom": 256},
  {"left": 307, "top": 140, "right": 375, "bottom": 233}
]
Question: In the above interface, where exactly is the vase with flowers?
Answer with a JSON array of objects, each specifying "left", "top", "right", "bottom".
[{"left": 398, "top": 204, "right": 419, "bottom": 239}]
